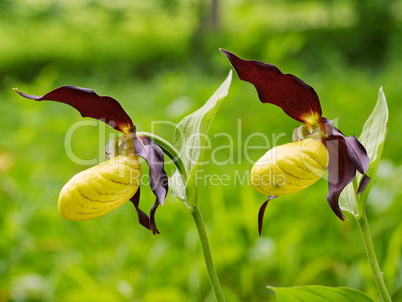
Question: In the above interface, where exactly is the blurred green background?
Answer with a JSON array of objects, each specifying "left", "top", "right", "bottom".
[{"left": 1, "top": 0, "right": 401, "bottom": 301}]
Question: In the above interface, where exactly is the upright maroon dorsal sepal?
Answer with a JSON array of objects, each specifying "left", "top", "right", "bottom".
[
  {"left": 220, "top": 49, "right": 322, "bottom": 124},
  {"left": 14, "top": 85, "right": 135, "bottom": 133}
]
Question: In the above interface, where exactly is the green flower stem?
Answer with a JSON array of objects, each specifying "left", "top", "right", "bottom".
[
  {"left": 190, "top": 204, "right": 226, "bottom": 302},
  {"left": 355, "top": 209, "right": 392, "bottom": 302},
  {"left": 138, "top": 131, "right": 225, "bottom": 301}
]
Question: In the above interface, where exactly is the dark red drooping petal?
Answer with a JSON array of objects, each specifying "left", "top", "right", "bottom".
[
  {"left": 15, "top": 85, "right": 134, "bottom": 133},
  {"left": 322, "top": 118, "right": 371, "bottom": 198},
  {"left": 220, "top": 49, "right": 322, "bottom": 123},
  {"left": 134, "top": 135, "right": 169, "bottom": 235},
  {"left": 323, "top": 136, "right": 356, "bottom": 220},
  {"left": 322, "top": 119, "right": 370, "bottom": 176},
  {"left": 344, "top": 136, "right": 371, "bottom": 193},
  {"left": 322, "top": 117, "right": 371, "bottom": 219},
  {"left": 357, "top": 175, "right": 371, "bottom": 194},
  {"left": 258, "top": 195, "right": 277, "bottom": 236},
  {"left": 130, "top": 188, "right": 160, "bottom": 234},
  {"left": 343, "top": 136, "right": 370, "bottom": 175}
]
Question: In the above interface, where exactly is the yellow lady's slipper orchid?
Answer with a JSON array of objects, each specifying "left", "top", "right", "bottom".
[
  {"left": 221, "top": 49, "right": 370, "bottom": 234},
  {"left": 15, "top": 85, "right": 168, "bottom": 234},
  {"left": 251, "top": 138, "right": 329, "bottom": 196}
]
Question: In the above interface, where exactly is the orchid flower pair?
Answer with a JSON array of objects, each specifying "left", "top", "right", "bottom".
[{"left": 16, "top": 50, "right": 370, "bottom": 236}]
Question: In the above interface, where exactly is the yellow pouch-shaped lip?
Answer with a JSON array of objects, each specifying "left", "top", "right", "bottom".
[
  {"left": 251, "top": 138, "right": 329, "bottom": 196},
  {"left": 58, "top": 155, "right": 141, "bottom": 221}
]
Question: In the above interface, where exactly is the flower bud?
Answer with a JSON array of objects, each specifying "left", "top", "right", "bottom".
[
  {"left": 58, "top": 155, "right": 141, "bottom": 221},
  {"left": 251, "top": 138, "right": 329, "bottom": 196}
]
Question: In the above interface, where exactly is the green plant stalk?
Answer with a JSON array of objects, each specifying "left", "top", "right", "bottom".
[
  {"left": 355, "top": 208, "right": 392, "bottom": 302},
  {"left": 190, "top": 203, "right": 226, "bottom": 302},
  {"left": 139, "top": 131, "right": 225, "bottom": 301}
]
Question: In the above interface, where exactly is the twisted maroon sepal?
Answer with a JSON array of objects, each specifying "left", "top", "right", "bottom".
[
  {"left": 321, "top": 119, "right": 370, "bottom": 220},
  {"left": 133, "top": 135, "right": 169, "bottom": 235}
]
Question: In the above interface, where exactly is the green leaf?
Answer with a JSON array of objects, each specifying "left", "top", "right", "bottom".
[
  {"left": 339, "top": 180, "right": 357, "bottom": 215},
  {"left": 169, "top": 169, "right": 186, "bottom": 201},
  {"left": 170, "top": 71, "right": 232, "bottom": 204},
  {"left": 268, "top": 285, "right": 374, "bottom": 302},
  {"left": 174, "top": 70, "right": 232, "bottom": 175},
  {"left": 339, "top": 88, "right": 388, "bottom": 215},
  {"left": 358, "top": 87, "right": 388, "bottom": 176},
  {"left": 357, "top": 87, "right": 388, "bottom": 210}
]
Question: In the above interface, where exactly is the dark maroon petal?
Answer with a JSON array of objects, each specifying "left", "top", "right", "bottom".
[
  {"left": 220, "top": 49, "right": 322, "bottom": 123},
  {"left": 149, "top": 203, "right": 160, "bottom": 236},
  {"left": 134, "top": 135, "right": 169, "bottom": 235},
  {"left": 357, "top": 174, "right": 371, "bottom": 194},
  {"left": 320, "top": 117, "right": 337, "bottom": 136},
  {"left": 129, "top": 188, "right": 160, "bottom": 234},
  {"left": 258, "top": 196, "right": 277, "bottom": 236},
  {"left": 322, "top": 118, "right": 371, "bottom": 196},
  {"left": 323, "top": 136, "right": 356, "bottom": 220},
  {"left": 15, "top": 85, "right": 134, "bottom": 133},
  {"left": 344, "top": 136, "right": 370, "bottom": 175}
]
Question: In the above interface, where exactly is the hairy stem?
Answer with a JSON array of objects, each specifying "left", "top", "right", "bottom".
[{"left": 355, "top": 210, "right": 392, "bottom": 302}]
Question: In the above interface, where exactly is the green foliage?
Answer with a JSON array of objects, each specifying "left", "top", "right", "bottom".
[
  {"left": 1, "top": 1, "right": 402, "bottom": 301},
  {"left": 340, "top": 88, "right": 389, "bottom": 215},
  {"left": 269, "top": 285, "right": 374, "bottom": 302},
  {"left": 170, "top": 71, "right": 232, "bottom": 206},
  {"left": 357, "top": 88, "right": 389, "bottom": 210}
]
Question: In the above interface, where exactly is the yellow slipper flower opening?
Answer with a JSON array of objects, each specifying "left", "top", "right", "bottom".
[
  {"left": 221, "top": 49, "right": 371, "bottom": 234},
  {"left": 15, "top": 86, "right": 168, "bottom": 234}
]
